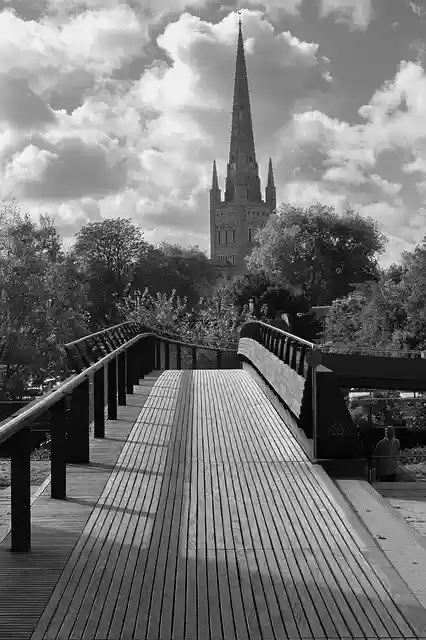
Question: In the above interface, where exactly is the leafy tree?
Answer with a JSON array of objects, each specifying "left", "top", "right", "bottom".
[
  {"left": 71, "top": 218, "right": 147, "bottom": 327},
  {"left": 0, "top": 201, "right": 89, "bottom": 399},
  {"left": 132, "top": 243, "right": 218, "bottom": 307},
  {"left": 247, "top": 203, "right": 386, "bottom": 306}
]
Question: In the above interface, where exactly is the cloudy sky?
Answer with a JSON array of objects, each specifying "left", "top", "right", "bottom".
[{"left": 1, "top": 0, "right": 426, "bottom": 265}]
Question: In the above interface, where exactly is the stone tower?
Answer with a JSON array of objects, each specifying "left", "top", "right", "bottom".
[{"left": 210, "top": 16, "right": 276, "bottom": 275}]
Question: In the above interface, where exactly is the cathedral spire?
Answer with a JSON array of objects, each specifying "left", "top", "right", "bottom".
[
  {"left": 266, "top": 157, "right": 276, "bottom": 211},
  {"left": 225, "top": 15, "right": 262, "bottom": 202},
  {"left": 210, "top": 159, "right": 221, "bottom": 204},
  {"left": 212, "top": 159, "right": 219, "bottom": 190}
]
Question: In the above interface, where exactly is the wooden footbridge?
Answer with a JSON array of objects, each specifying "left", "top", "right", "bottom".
[{"left": 1, "top": 321, "right": 426, "bottom": 639}]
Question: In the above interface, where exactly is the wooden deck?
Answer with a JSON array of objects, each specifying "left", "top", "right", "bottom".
[{"left": 2, "top": 370, "right": 426, "bottom": 639}]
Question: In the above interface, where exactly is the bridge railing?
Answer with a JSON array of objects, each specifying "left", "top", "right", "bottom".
[
  {"left": 0, "top": 321, "right": 237, "bottom": 553},
  {"left": 238, "top": 321, "right": 365, "bottom": 468}
]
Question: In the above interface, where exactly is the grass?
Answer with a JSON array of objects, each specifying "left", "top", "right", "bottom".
[
  {"left": 0, "top": 459, "right": 51, "bottom": 489},
  {"left": 0, "top": 439, "right": 52, "bottom": 489}
]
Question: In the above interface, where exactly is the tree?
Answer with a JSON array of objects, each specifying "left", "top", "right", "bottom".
[
  {"left": 71, "top": 218, "right": 147, "bottom": 327},
  {"left": 247, "top": 203, "right": 386, "bottom": 306},
  {"left": 132, "top": 243, "right": 219, "bottom": 307},
  {"left": 322, "top": 246, "right": 426, "bottom": 352},
  {"left": 0, "top": 202, "right": 89, "bottom": 399}
]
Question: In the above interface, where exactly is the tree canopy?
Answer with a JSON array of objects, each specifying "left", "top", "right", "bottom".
[
  {"left": 0, "top": 202, "right": 89, "bottom": 399},
  {"left": 247, "top": 203, "right": 387, "bottom": 306}
]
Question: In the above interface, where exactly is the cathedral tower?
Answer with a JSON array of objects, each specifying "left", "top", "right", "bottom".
[{"left": 210, "top": 16, "right": 276, "bottom": 275}]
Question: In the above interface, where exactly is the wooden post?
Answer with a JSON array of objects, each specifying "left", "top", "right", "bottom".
[
  {"left": 94, "top": 366, "right": 105, "bottom": 438},
  {"left": 11, "top": 428, "right": 31, "bottom": 552},
  {"left": 192, "top": 346, "right": 197, "bottom": 370},
  {"left": 118, "top": 351, "right": 126, "bottom": 406},
  {"left": 137, "top": 339, "right": 145, "bottom": 381},
  {"left": 108, "top": 357, "right": 118, "bottom": 419},
  {"left": 67, "top": 379, "right": 90, "bottom": 464},
  {"left": 176, "top": 344, "right": 182, "bottom": 370},
  {"left": 165, "top": 341, "right": 170, "bottom": 369},
  {"left": 155, "top": 338, "right": 161, "bottom": 369},
  {"left": 126, "top": 346, "right": 134, "bottom": 394},
  {"left": 50, "top": 398, "right": 67, "bottom": 499},
  {"left": 216, "top": 349, "right": 222, "bottom": 369}
]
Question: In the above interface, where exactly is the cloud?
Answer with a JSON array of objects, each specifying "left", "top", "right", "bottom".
[
  {"left": 369, "top": 174, "right": 402, "bottom": 196},
  {"left": 237, "top": 0, "right": 304, "bottom": 20},
  {"left": 0, "top": 75, "right": 57, "bottom": 131},
  {"left": 1, "top": 133, "right": 128, "bottom": 201},
  {"left": 319, "top": 0, "right": 373, "bottom": 30}
]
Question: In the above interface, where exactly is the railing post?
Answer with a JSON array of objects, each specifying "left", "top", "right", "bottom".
[
  {"left": 192, "top": 346, "right": 197, "bottom": 369},
  {"left": 118, "top": 351, "right": 126, "bottom": 405},
  {"left": 11, "top": 427, "right": 31, "bottom": 552},
  {"left": 165, "top": 341, "right": 170, "bottom": 369},
  {"left": 108, "top": 357, "right": 118, "bottom": 419},
  {"left": 67, "top": 379, "right": 90, "bottom": 464},
  {"left": 50, "top": 398, "right": 67, "bottom": 500},
  {"left": 155, "top": 338, "right": 161, "bottom": 370},
  {"left": 126, "top": 347, "right": 134, "bottom": 394},
  {"left": 176, "top": 344, "right": 182, "bottom": 370},
  {"left": 94, "top": 366, "right": 105, "bottom": 438},
  {"left": 216, "top": 349, "right": 222, "bottom": 369}
]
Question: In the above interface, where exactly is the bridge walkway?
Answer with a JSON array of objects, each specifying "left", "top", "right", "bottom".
[{"left": 2, "top": 369, "right": 426, "bottom": 639}]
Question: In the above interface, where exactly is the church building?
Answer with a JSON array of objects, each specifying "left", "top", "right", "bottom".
[{"left": 210, "top": 17, "right": 276, "bottom": 275}]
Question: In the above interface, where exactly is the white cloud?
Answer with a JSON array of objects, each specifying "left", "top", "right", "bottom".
[
  {"left": 320, "top": 0, "right": 373, "bottom": 30},
  {"left": 369, "top": 173, "right": 402, "bottom": 196},
  {"left": 0, "top": 6, "right": 148, "bottom": 78},
  {"left": 238, "top": 0, "right": 303, "bottom": 20},
  {"left": 323, "top": 165, "right": 366, "bottom": 184}
]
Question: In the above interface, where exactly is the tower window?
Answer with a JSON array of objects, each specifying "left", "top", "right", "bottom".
[
  {"left": 248, "top": 155, "right": 254, "bottom": 163},
  {"left": 231, "top": 228, "right": 235, "bottom": 243},
  {"left": 217, "top": 230, "right": 220, "bottom": 245},
  {"left": 248, "top": 227, "right": 252, "bottom": 243}
]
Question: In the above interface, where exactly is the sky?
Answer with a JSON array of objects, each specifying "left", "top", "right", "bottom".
[{"left": 1, "top": 0, "right": 426, "bottom": 266}]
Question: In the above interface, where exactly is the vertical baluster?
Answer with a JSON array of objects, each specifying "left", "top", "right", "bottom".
[
  {"left": 126, "top": 346, "right": 134, "bottom": 394},
  {"left": 108, "top": 357, "right": 118, "bottom": 420},
  {"left": 67, "top": 379, "right": 90, "bottom": 464},
  {"left": 298, "top": 346, "right": 306, "bottom": 375},
  {"left": 284, "top": 338, "right": 291, "bottom": 364},
  {"left": 165, "top": 341, "right": 170, "bottom": 369},
  {"left": 51, "top": 398, "right": 67, "bottom": 499},
  {"left": 290, "top": 343, "right": 298, "bottom": 370},
  {"left": 118, "top": 351, "right": 126, "bottom": 405},
  {"left": 156, "top": 338, "right": 162, "bottom": 369},
  {"left": 216, "top": 349, "right": 222, "bottom": 369},
  {"left": 10, "top": 427, "right": 31, "bottom": 551},
  {"left": 94, "top": 366, "right": 105, "bottom": 437}
]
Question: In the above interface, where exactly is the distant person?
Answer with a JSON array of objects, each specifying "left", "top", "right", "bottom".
[{"left": 374, "top": 426, "right": 400, "bottom": 481}]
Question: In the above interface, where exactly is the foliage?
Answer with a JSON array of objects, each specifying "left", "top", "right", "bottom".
[
  {"left": 0, "top": 201, "right": 89, "bottom": 399},
  {"left": 132, "top": 243, "right": 218, "bottom": 309},
  {"left": 71, "top": 217, "right": 148, "bottom": 328},
  {"left": 323, "top": 240, "right": 426, "bottom": 352},
  {"left": 119, "top": 284, "right": 254, "bottom": 349},
  {"left": 247, "top": 203, "right": 386, "bottom": 306}
]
